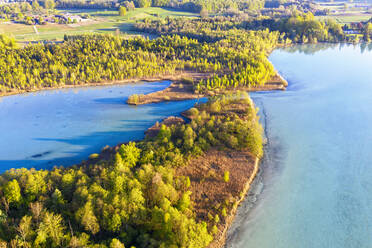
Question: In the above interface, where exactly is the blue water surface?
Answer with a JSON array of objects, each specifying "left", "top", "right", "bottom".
[
  {"left": 0, "top": 81, "right": 203, "bottom": 172},
  {"left": 228, "top": 43, "right": 372, "bottom": 248}
]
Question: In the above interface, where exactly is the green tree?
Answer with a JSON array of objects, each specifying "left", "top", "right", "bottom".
[
  {"left": 35, "top": 212, "right": 65, "bottom": 246},
  {"left": 3, "top": 179, "right": 22, "bottom": 206},
  {"left": 364, "top": 22, "right": 372, "bottom": 41},
  {"left": 119, "top": 6, "right": 127, "bottom": 16},
  {"left": 32, "top": 0, "right": 40, "bottom": 10},
  {"left": 76, "top": 201, "right": 100, "bottom": 235},
  {"left": 200, "top": 8, "right": 209, "bottom": 18},
  {"left": 119, "top": 142, "right": 141, "bottom": 168},
  {"left": 137, "top": 0, "right": 151, "bottom": 8},
  {"left": 107, "top": 213, "right": 122, "bottom": 232},
  {"left": 0, "top": 34, "right": 16, "bottom": 49},
  {"left": 110, "top": 238, "right": 125, "bottom": 248},
  {"left": 45, "top": 0, "right": 55, "bottom": 9},
  {"left": 16, "top": 215, "right": 33, "bottom": 247},
  {"left": 223, "top": 171, "right": 229, "bottom": 183}
]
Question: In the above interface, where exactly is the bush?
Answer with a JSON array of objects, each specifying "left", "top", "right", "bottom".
[
  {"left": 187, "top": 107, "right": 199, "bottom": 117},
  {"left": 223, "top": 171, "right": 229, "bottom": 183},
  {"left": 89, "top": 153, "right": 99, "bottom": 159},
  {"left": 127, "top": 94, "right": 140, "bottom": 105},
  {"left": 210, "top": 101, "right": 221, "bottom": 113}
]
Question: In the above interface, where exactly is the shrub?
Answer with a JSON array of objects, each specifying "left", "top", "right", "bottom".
[
  {"left": 187, "top": 107, "right": 199, "bottom": 117},
  {"left": 223, "top": 171, "right": 230, "bottom": 183},
  {"left": 127, "top": 94, "right": 140, "bottom": 105},
  {"left": 89, "top": 153, "right": 99, "bottom": 159},
  {"left": 210, "top": 101, "right": 221, "bottom": 113},
  {"left": 214, "top": 214, "right": 220, "bottom": 223}
]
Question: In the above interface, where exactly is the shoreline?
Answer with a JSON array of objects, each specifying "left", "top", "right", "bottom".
[
  {"left": 127, "top": 71, "right": 287, "bottom": 105},
  {"left": 0, "top": 71, "right": 211, "bottom": 98},
  {"left": 223, "top": 146, "right": 267, "bottom": 248},
  {"left": 208, "top": 157, "right": 260, "bottom": 248},
  {"left": 0, "top": 69, "right": 287, "bottom": 102}
]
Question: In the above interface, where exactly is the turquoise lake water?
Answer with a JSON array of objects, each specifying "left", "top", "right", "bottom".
[
  {"left": 0, "top": 81, "right": 202, "bottom": 172},
  {"left": 227, "top": 43, "right": 372, "bottom": 247}
]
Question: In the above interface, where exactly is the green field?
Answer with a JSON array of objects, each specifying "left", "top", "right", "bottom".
[
  {"left": 314, "top": 1, "right": 372, "bottom": 24},
  {"left": 317, "top": 14, "right": 372, "bottom": 23},
  {"left": 0, "top": 7, "right": 198, "bottom": 42}
]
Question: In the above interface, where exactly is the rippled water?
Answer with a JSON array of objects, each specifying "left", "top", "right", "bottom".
[
  {"left": 0, "top": 81, "right": 202, "bottom": 172},
  {"left": 227, "top": 43, "right": 372, "bottom": 248}
]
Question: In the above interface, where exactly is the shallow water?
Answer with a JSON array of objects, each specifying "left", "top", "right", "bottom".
[
  {"left": 0, "top": 81, "right": 202, "bottom": 172},
  {"left": 227, "top": 43, "right": 372, "bottom": 248}
]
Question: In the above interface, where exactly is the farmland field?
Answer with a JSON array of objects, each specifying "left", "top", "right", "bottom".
[{"left": 0, "top": 7, "right": 198, "bottom": 42}]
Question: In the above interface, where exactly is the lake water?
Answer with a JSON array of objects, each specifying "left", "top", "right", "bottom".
[
  {"left": 0, "top": 81, "right": 202, "bottom": 172},
  {"left": 227, "top": 43, "right": 372, "bottom": 248}
]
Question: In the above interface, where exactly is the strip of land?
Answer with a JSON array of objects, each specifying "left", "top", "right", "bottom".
[
  {"left": 0, "top": 71, "right": 208, "bottom": 98},
  {"left": 126, "top": 71, "right": 287, "bottom": 105}
]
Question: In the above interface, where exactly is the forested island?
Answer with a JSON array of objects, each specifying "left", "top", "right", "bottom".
[{"left": 0, "top": 1, "right": 362, "bottom": 247}]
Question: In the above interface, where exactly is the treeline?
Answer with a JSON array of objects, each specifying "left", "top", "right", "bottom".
[
  {"left": 55, "top": 0, "right": 119, "bottom": 9},
  {"left": 0, "top": 33, "right": 279, "bottom": 94},
  {"left": 53, "top": 0, "right": 264, "bottom": 13},
  {"left": 0, "top": 93, "right": 263, "bottom": 247},
  {"left": 136, "top": 13, "right": 345, "bottom": 44},
  {"left": 245, "top": 12, "right": 345, "bottom": 43}
]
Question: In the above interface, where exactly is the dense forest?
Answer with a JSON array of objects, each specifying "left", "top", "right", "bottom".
[
  {"left": 0, "top": 31, "right": 279, "bottom": 94},
  {"left": 0, "top": 93, "right": 263, "bottom": 248},
  {"left": 135, "top": 13, "right": 345, "bottom": 44}
]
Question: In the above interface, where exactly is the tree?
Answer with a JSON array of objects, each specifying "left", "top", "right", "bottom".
[
  {"left": 76, "top": 201, "right": 100, "bottom": 235},
  {"left": 3, "top": 179, "right": 21, "bottom": 206},
  {"left": 119, "top": 6, "right": 127, "bottom": 16},
  {"left": 0, "top": 34, "right": 16, "bottom": 49},
  {"left": 16, "top": 215, "right": 33, "bottom": 247},
  {"left": 127, "top": 94, "right": 140, "bottom": 104},
  {"left": 152, "top": 0, "right": 168, "bottom": 7},
  {"left": 119, "top": 142, "right": 141, "bottom": 168},
  {"left": 38, "top": 16, "right": 45, "bottom": 25},
  {"left": 107, "top": 213, "right": 122, "bottom": 232},
  {"left": 35, "top": 212, "right": 65, "bottom": 246},
  {"left": 363, "top": 22, "right": 372, "bottom": 41},
  {"left": 200, "top": 9, "right": 209, "bottom": 18},
  {"left": 223, "top": 171, "right": 229, "bottom": 183},
  {"left": 137, "top": 0, "right": 151, "bottom": 8},
  {"left": 123, "top": 1, "right": 135, "bottom": 11},
  {"left": 110, "top": 238, "right": 125, "bottom": 248},
  {"left": 32, "top": 0, "right": 40, "bottom": 10},
  {"left": 45, "top": 0, "right": 55, "bottom": 10}
]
